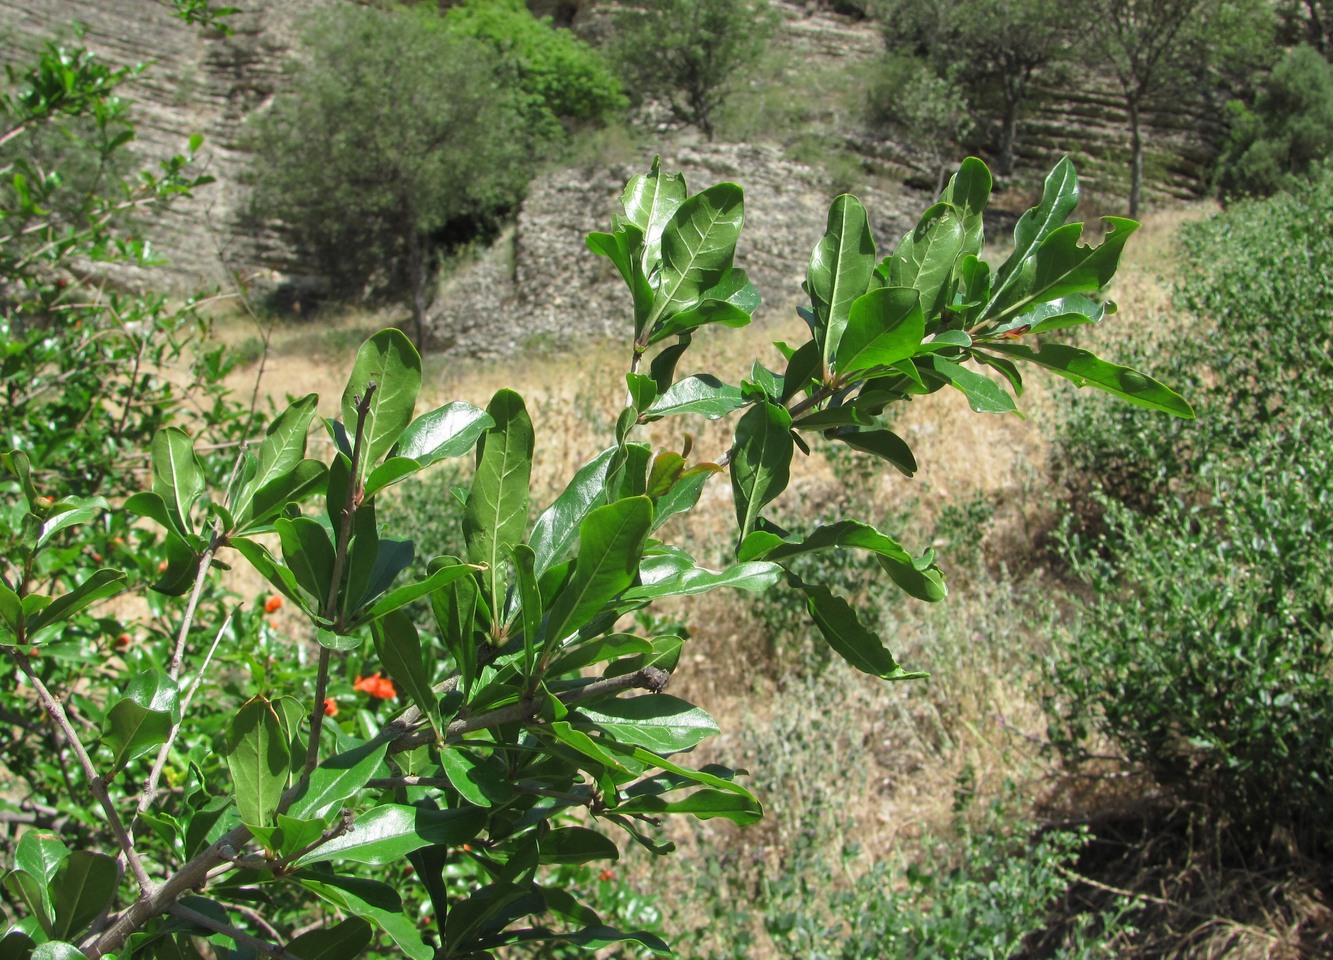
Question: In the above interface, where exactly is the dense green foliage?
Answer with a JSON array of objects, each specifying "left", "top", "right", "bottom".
[
  {"left": 1217, "top": 44, "right": 1333, "bottom": 199},
  {"left": 3, "top": 47, "right": 1189, "bottom": 954},
  {"left": 1051, "top": 167, "right": 1333, "bottom": 850},
  {"left": 609, "top": 0, "right": 776, "bottom": 140}
]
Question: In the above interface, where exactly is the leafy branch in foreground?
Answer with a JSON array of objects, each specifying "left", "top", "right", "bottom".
[{"left": 1, "top": 154, "right": 1187, "bottom": 959}]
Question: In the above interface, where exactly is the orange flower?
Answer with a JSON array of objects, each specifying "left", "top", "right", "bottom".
[
  {"left": 114, "top": 633, "right": 132, "bottom": 652},
  {"left": 157, "top": 560, "right": 169, "bottom": 573},
  {"left": 323, "top": 698, "right": 339, "bottom": 717},
  {"left": 599, "top": 869, "right": 615, "bottom": 882},
  {"left": 353, "top": 672, "right": 397, "bottom": 700},
  {"left": 263, "top": 594, "right": 283, "bottom": 614}
]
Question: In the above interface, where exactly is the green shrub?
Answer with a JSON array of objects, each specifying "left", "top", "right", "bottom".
[{"left": 1050, "top": 423, "right": 1333, "bottom": 847}]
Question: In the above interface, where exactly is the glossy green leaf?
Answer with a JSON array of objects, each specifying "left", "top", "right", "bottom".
[
  {"left": 572, "top": 695, "right": 718, "bottom": 754},
  {"left": 361, "top": 457, "right": 419, "bottom": 500},
  {"left": 624, "top": 552, "right": 780, "bottom": 601},
  {"left": 984, "top": 341, "right": 1194, "bottom": 417},
  {"left": 511, "top": 543, "right": 543, "bottom": 678},
  {"left": 230, "top": 538, "right": 312, "bottom": 618},
  {"left": 30, "top": 944, "right": 86, "bottom": 960},
  {"left": 835, "top": 287, "right": 926, "bottom": 377},
  {"left": 789, "top": 574, "right": 926, "bottom": 681},
  {"left": 927, "top": 356, "right": 1018, "bottom": 414},
  {"left": 834, "top": 429, "right": 917, "bottom": 477},
  {"left": 548, "top": 634, "right": 654, "bottom": 675},
  {"left": 614, "top": 788, "right": 762, "bottom": 824},
  {"left": 429, "top": 558, "right": 480, "bottom": 694},
  {"left": 151, "top": 427, "right": 204, "bottom": 536},
  {"left": 294, "top": 804, "right": 486, "bottom": 866},
  {"left": 296, "top": 871, "right": 431, "bottom": 960},
  {"left": 287, "top": 917, "right": 373, "bottom": 960},
  {"left": 224, "top": 696, "right": 290, "bottom": 828},
  {"left": 439, "top": 749, "right": 513, "bottom": 807},
  {"left": 244, "top": 460, "right": 327, "bottom": 531},
  {"left": 646, "top": 374, "right": 745, "bottom": 420},
  {"left": 755, "top": 520, "right": 946, "bottom": 602},
  {"left": 985, "top": 292, "right": 1106, "bottom": 337},
  {"left": 341, "top": 329, "right": 421, "bottom": 482},
  {"left": 530, "top": 448, "right": 615, "bottom": 577},
  {"left": 236, "top": 393, "right": 317, "bottom": 518},
  {"left": 464, "top": 389, "right": 534, "bottom": 623},
  {"left": 650, "top": 270, "right": 758, "bottom": 343},
  {"left": 27, "top": 569, "right": 126, "bottom": 640},
  {"left": 373, "top": 610, "right": 439, "bottom": 741},
  {"left": 808, "top": 194, "right": 877, "bottom": 371},
  {"left": 543, "top": 497, "right": 653, "bottom": 653},
  {"left": 588, "top": 225, "right": 655, "bottom": 335},
  {"left": 395, "top": 400, "right": 492, "bottom": 468},
  {"left": 51, "top": 851, "right": 116, "bottom": 941},
  {"left": 539, "top": 827, "right": 619, "bottom": 865},
  {"left": 4, "top": 869, "right": 51, "bottom": 936},
  {"left": 887, "top": 202, "right": 965, "bottom": 319},
  {"left": 0, "top": 930, "right": 36, "bottom": 960},
  {"left": 37, "top": 496, "right": 108, "bottom": 549},
  {"left": 0, "top": 580, "right": 20, "bottom": 636},
  {"left": 652, "top": 182, "right": 745, "bottom": 325},
  {"left": 938, "top": 156, "right": 992, "bottom": 255},
  {"left": 103, "top": 669, "right": 179, "bottom": 771},
  {"left": 356, "top": 558, "right": 476, "bottom": 628},
  {"left": 987, "top": 156, "right": 1079, "bottom": 315},
  {"left": 276, "top": 517, "right": 335, "bottom": 609},
  {"left": 730, "top": 401, "right": 793, "bottom": 539},
  {"left": 987, "top": 218, "right": 1138, "bottom": 324},
  {"left": 15, "top": 832, "right": 67, "bottom": 888},
  {"left": 619, "top": 156, "right": 686, "bottom": 273},
  {"left": 652, "top": 465, "right": 714, "bottom": 532},
  {"left": 500, "top": 925, "right": 671, "bottom": 954},
  {"left": 286, "top": 739, "right": 389, "bottom": 822}
]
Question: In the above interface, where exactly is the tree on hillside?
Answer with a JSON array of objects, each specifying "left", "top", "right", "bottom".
[
  {"left": 1080, "top": 0, "right": 1274, "bottom": 216},
  {"left": 1278, "top": 0, "right": 1333, "bottom": 55},
  {"left": 608, "top": 0, "right": 777, "bottom": 140},
  {"left": 1216, "top": 45, "right": 1333, "bottom": 199},
  {"left": 250, "top": 5, "right": 523, "bottom": 347},
  {"left": 877, "top": 0, "right": 1070, "bottom": 176}
]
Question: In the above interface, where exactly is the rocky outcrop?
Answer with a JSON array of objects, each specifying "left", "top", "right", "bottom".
[{"left": 427, "top": 143, "right": 923, "bottom": 357}]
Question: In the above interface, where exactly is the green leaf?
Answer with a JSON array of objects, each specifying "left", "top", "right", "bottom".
[
  {"left": 235, "top": 393, "right": 317, "bottom": 520},
  {"left": 927, "top": 356, "right": 1018, "bottom": 414},
  {"left": 730, "top": 401, "right": 793, "bottom": 539},
  {"left": 0, "top": 580, "right": 21, "bottom": 636},
  {"left": 0, "top": 930, "right": 36, "bottom": 960},
  {"left": 276, "top": 517, "right": 335, "bottom": 609},
  {"left": 645, "top": 375, "right": 745, "bottom": 420},
  {"left": 464, "top": 390, "right": 534, "bottom": 624},
  {"left": 4, "top": 870, "right": 51, "bottom": 936},
  {"left": 223, "top": 696, "right": 290, "bottom": 828},
  {"left": 438, "top": 749, "right": 513, "bottom": 807},
  {"left": 296, "top": 872, "right": 431, "bottom": 960},
  {"left": 539, "top": 827, "right": 619, "bottom": 865},
  {"left": 286, "top": 739, "right": 389, "bottom": 822},
  {"left": 651, "top": 182, "right": 745, "bottom": 326},
  {"left": 103, "top": 669, "right": 180, "bottom": 771},
  {"left": 373, "top": 611, "right": 441, "bottom": 740},
  {"left": 987, "top": 218, "right": 1138, "bottom": 325},
  {"left": 987, "top": 156, "right": 1079, "bottom": 316},
  {"left": 242, "top": 460, "right": 327, "bottom": 531},
  {"left": 51, "top": 851, "right": 116, "bottom": 941},
  {"left": 530, "top": 448, "right": 615, "bottom": 577},
  {"left": 341, "top": 329, "right": 421, "bottom": 483},
  {"left": 938, "top": 156, "right": 992, "bottom": 255},
  {"left": 887, "top": 202, "right": 966, "bottom": 319},
  {"left": 394, "top": 401, "right": 492, "bottom": 468},
  {"left": 27, "top": 570, "right": 127, "bottom": 641},
  {"left": 649, "top": 270, "right": 758, "bottom": 343},
  {"left": 834, "top": 429, "right": 916, "bottom": 477},
  {"left": 572, "top": 695, "right": 718, "bottom": 754},
  {"left": 230, "top": 538, "right": 313, "bottom": 618},
  {"left": 511, "top": 543, "right": 543, "bottom": 679},
  {"left": 430, "top": 558, "right": 480, "bottom": 695},
  {"left": 808, "top": 194, "right": 877, "bottom": 372},
  {"left": 985, "top": 293, "right": 1106, "bottom": 337},
  {"left": 287, "top": 918, "right": 373, "bottom": 960},
  {"left": 543, "top": 497, "right": 654, "bottom": 655},
  {"left": 30, "top": 944, "right": 86, "bottom": 960},
  {"left": 619, "top": 156, "right": 687, "bottom": 274},
  {"left": 983, "top": 341, "right": 1193, "bottom": 417},
  {"left": 361, "top": 458, "right": 419, "bottom": 500},
  {"left": 548, "top": 634, "right": 654, "bottom": 675},
  {"left": 624, "top": 552, "right": 780, "bottom": 601},
  {"left": 755, "top": 520, "right": 946, "bottom": 602},
  {"left": 294, "top": 804, "right": 486, "bottom": 867},
  {"left": 614, "top": 788, "right": 762, "bottom": 825},
  {"left": 834, "top": 287, "right": 926, "bottom": 377},
  {"left": 788, "top": 574, "right": 925, "bottom": 681},
  {"left": 37, "top": 496, "right": 108, "bottom": 549},
  {"left": 500, "top": 925, "right": 670, "bottom": 954},
  {"left": 15, "top": 832, "right": 67, "bottom": 887},
  {"left": 151, "top": 428, "right": 205, "bottom": 537}
]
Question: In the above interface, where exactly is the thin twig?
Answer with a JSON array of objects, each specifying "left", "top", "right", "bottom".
[
  {"left": 6, "top": 648, "right": 153, "bottom": 892},
  {"left": 166, "top": 902, "right": 301, "bottom": 960},
  {"left": 135, "top": 607, "right": 236, "bottom": 822},
  {"left": 169, "top": 531, "right": 222, "bottom": 681}
]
